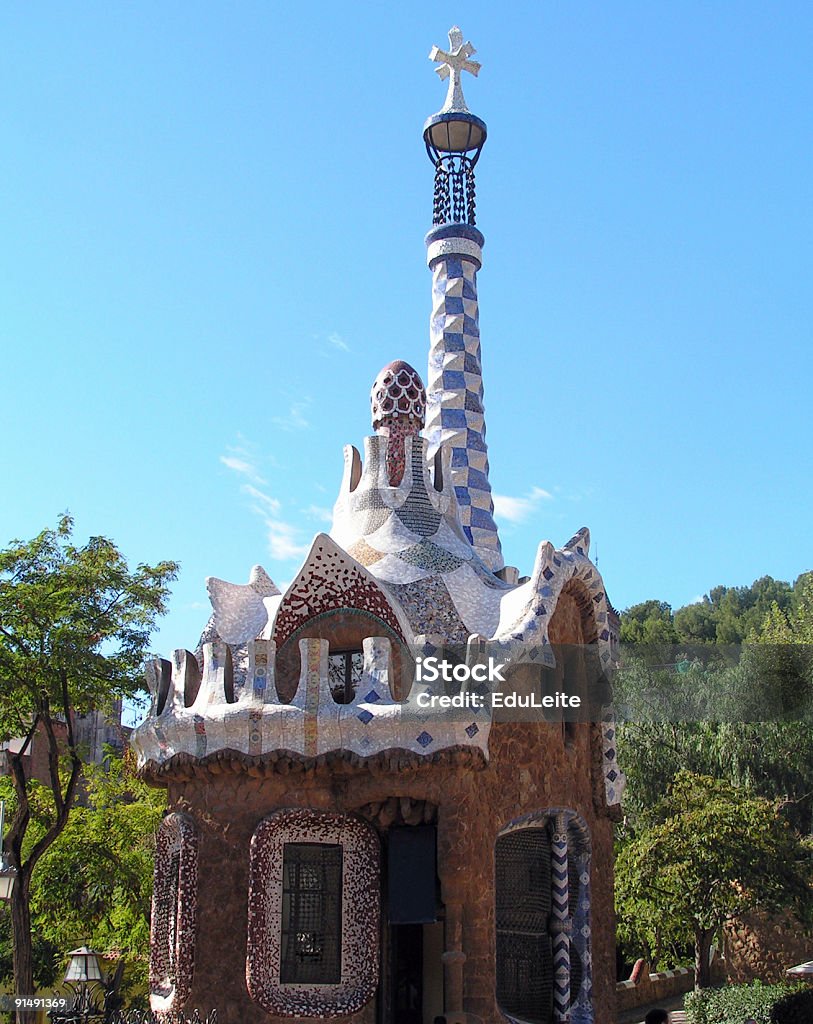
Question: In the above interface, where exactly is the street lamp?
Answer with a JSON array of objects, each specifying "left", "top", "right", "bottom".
[
  {"left": 64, "top": 946, "right": 103, "bottom": 985},
  {"left": 424, "top": 26, "right": 488, "bottom": 228},
  {"left": 62, "top": 947, "right": 105, "bottom": 1018},
  {"left": 0, "top": 798, "right": 18, "bottom": 901}
]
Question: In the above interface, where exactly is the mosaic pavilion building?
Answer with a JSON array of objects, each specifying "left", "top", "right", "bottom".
[{"left": 133, "top": 28, "right": 625, "bottom": 1024}]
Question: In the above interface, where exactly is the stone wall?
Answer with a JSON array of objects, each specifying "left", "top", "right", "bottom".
[
  {"left": 615, "top": 956, "right": 731, "bottom": 1013},
  {"left": 725, "top": 911, "right": 813, "bottom": 983},
  {"left": 616, "top": 960, "right": 693, "bottom": 1014}
]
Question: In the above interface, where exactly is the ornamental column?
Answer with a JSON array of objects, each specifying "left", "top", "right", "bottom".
[{"left": 422, "top": 27, "right": 504, "bottom": 573}]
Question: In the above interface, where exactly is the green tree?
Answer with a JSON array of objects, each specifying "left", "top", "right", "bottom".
[
  {"left": 619, "top": 600, "right": 678, "bottom": 645},
  {"left": 29, "top": 753, "right": 164, "bottom": 991},
  {"left": 755, "top": 572, "right": 813, "bottom": 645},
  {"left": 673, "top": 600, "right": 717, "bottom": 644},
  {"left": 616, "top": 646, "right": 813, "bottom": 833},
  {"left": 0, "top": 517, "right": 177, "bottom": 1017},
  {"left": 615, "top": 771, "right": 812, "bottom": 988},
  {"left": 629, "top": 576, "right": 797, "bottom": 647}
]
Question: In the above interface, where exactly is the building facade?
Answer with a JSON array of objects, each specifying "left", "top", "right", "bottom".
[{"left": 133, "top": 28, "right": 624, "bottom": 1024}]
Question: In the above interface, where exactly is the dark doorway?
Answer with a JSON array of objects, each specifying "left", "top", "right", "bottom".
[
  {"left": 391, "top": 923, "right": 423, "bottom": 1024},
  {"left": 375, "top": 811, "right": 443, "bottom": 1024}
]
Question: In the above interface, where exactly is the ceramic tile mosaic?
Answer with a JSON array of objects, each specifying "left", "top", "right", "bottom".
[
  {"left": 246, "top": 809, "right": 380, "bottom": 1017},
  {"left": 443, "top": 562, "right": 507, "bottom": 638},
  {"left": 206, "top": 568, "right": 281, "bottom": 645},
  {"left": 423, "top": 232, "right": 504, "bottom": 572},
  {"left": 149, "top": 813, "right": 199, "bottom": 1015},
  {"left": 134, "top": 486, "right": 624, "bottom": 806},
  {"left": 387, "top": 576, "right": 471, "bottom": 644},
  {"left": 132, "top": 635, "right": 491, "bottom": 767},
  {"left": 370, "top": 360, "right": 426, "bottom": 486},
  {"left": 271, "top": 534, "right": 407, "bottom": 650}
]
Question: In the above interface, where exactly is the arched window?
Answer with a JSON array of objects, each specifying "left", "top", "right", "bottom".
[
  {"left": 149, "top": 813, "right": 199, "bottom": 1014},
  {"left": 495, "top": 811, "right": 592, "bottom": 1024},
  {"left": 247, "top": 809, "right": 380, "bottom": 1018}
]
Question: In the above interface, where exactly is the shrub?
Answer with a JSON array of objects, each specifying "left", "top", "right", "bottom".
[
  {"left": 684, "top": 981, "right": 809, "bottom": 1024},
  {"left": 771, "top": 986, "right": 813, "bottom": 1024}
]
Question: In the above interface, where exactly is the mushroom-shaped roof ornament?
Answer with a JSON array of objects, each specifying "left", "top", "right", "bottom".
[
  {"left": 371, "top": 360, "right": 426, "bottom": 432},
  {"left": 371, "top": 360, "right": 426, "bottom": 486}
]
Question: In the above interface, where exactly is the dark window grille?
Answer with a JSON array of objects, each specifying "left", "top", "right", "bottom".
[
  {"left": 495, "top": 828, "right": 553, "bottom": 1024},
  {"left": 327, "top": 650, "right": 364, "bottom": 703},
  {"left": 281, "top": 843, "right": 343, "bottom": 984}
]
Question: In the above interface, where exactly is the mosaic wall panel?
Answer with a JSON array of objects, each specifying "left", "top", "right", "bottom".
[
  {"left": 149, "top": 813, "right": 199, "bottom": 1015},
  {"left": 272, "top": 535, "right": 406, "bottom": 650},
  {"left": 491, "top": 528, "right": 625, "bottom": 808},
  {"left": 246, "top": 809, "right": 380, "bottom": 1018}
]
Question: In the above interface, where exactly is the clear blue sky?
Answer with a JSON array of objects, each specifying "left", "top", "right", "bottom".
[{"left": 3, "top": 3, "right": 811, "bottom": 679}]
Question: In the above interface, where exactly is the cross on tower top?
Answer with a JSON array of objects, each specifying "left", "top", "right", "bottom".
[{"left": 429, "top": 26, "right": 481, "bottom": 113}]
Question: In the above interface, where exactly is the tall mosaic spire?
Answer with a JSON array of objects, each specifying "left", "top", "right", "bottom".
[{"left": 422, "top": 27, "right": 504, "bottom": 573}]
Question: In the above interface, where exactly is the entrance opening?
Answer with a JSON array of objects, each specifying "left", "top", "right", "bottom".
[
  {"left": 392, "top": 923, "right": 423, "bottom": 1024},
  {"left": 374, "top": 810, "right": 443, "bottom": 1024},
  {"left": 388, "top": 920, "right": 444, "bottom": 1024}
]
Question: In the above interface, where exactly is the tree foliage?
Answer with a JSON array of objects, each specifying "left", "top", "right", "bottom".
[
  {"left": 0, "top": 754, "right": 164, "bottom": 1005},
  {"left": 617, "top": 570, "right": 813, "bottom": 829},
  {"left": 615, "top": 655, "right": 813, "bottom": 832},
  {"left": 621, "top": 576, "right": 800, "bottom": 647},
  {"left": 616, "top": 573, "right": 813, "bottom": 981},
  {"left": 0, "top": 516, "right": 176, "bottom": 1012},
  {"left": 34, "top": 755, "right": 162, "bottom": 985},
  {"left": 615, "top": 772, "right": 813, "bottom": 987}
]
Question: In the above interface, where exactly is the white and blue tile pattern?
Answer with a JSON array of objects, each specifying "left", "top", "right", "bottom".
[{"left": 424, "top": 228, "right": 504, "bottom": 573}]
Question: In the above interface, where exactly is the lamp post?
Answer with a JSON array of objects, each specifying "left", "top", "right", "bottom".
[
  {"left": 0, "top": 798, "right": 18, "bottom": 901},
  {"left": 423, "top": 26, "right": 487, "bottom": 228},
  {"left": 60, "top": 947, "right": 105, "bottom": 1020}
]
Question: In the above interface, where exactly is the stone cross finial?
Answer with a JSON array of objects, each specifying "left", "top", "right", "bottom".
[{"left": 429, "top": 26, "right": 481, "bottom": 113}]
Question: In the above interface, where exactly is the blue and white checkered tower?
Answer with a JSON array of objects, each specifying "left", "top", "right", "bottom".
[{"left": 422, "top": 27, "right": 504, "bottom": 574}]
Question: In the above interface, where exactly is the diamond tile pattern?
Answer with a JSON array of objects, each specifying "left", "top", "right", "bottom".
[{"left": 424, "top": 248, "right": 503, "bottom": 572}]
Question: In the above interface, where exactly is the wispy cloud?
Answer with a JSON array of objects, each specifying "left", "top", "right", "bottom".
[
  {"left": 305, "top": 504, "right": 333, "bottom": 524},
  {"left": 219, "top": 439, "right": 267, "bottom": 485},
  {"left": 493, "top": 486, "right": 552, "bottom": 524},
  {"left": 241, "top": 484, "right": 308, "bottom": 560},
  {"left": 264, "top": 518, "right": 310, "bottom": 561},
  {"left": 327, "top": 331, "right": 350, "bottom": 353},
  {"left": 272, "top": 398, "right": 312, "bottom": 432},
  {"left": 220, "top": 440, "right": 310, "bottom": 563},
  {"left": 242, "top": 484, "right": 281, "bottom": 517}
]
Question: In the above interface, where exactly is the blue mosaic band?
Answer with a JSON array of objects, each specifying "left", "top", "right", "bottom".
[
  {"left": 551, "top": 812, "right": 572, "bottom": 1023},
  {"left": 424, "top": 230, "right": 504, "bottom": 572}
]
